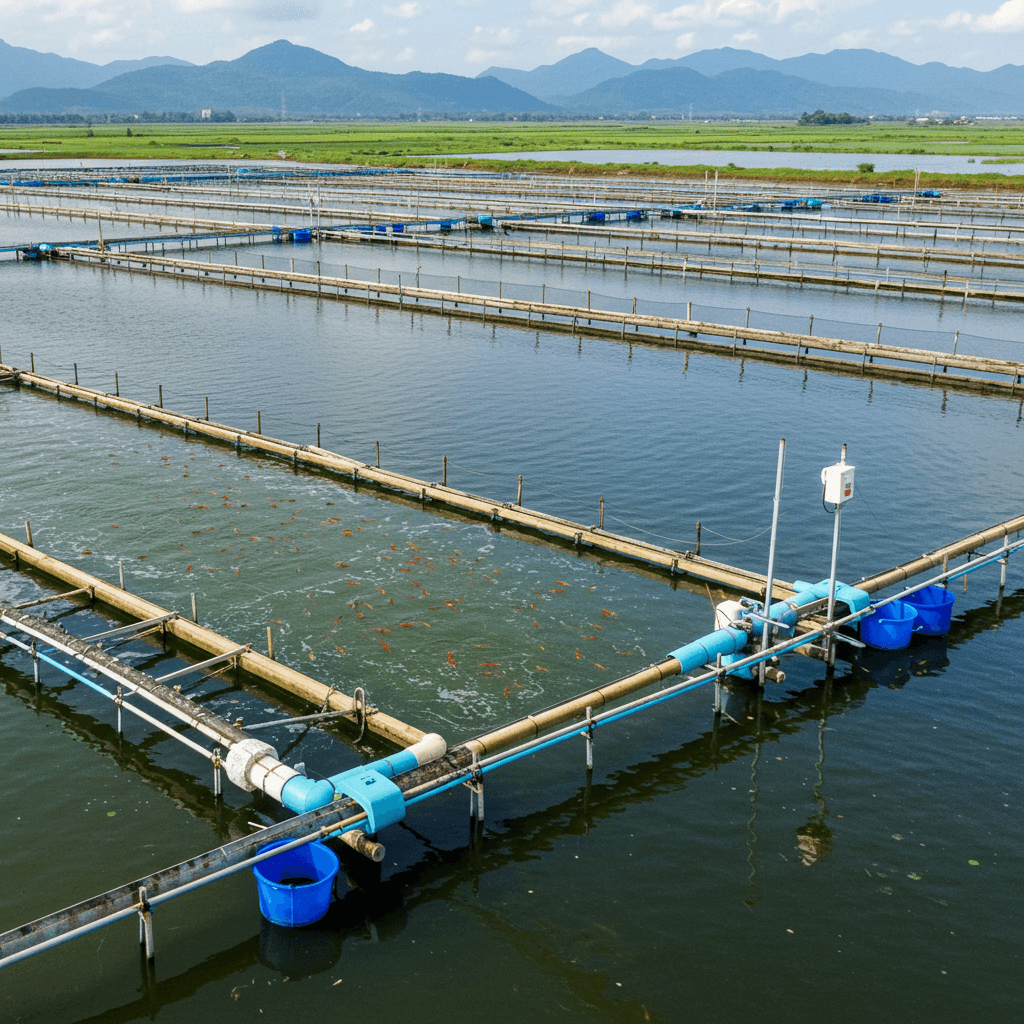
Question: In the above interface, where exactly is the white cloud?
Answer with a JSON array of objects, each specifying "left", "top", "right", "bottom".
[
  {"left": 383, "top": 2, "right": 421, "bottom": 17},
  {"left": 946, "top": 1, "right": 1024, "bottom": 32},
  {"left": 395, "top": 45, "right": 416, "bottom": 60},
  {"left": 349, "top": 17, "right": 374, "bottom": 32},
  {"left": 732, "top": 29, "right": 759, "bottom": 42},
  {"left": 599, "top": 1, "right": 653, "bottom": 28},
  {"left": 831, "top": 27, "right": 872, "bottom": 47},
  {"left": 250, "top": 4, "right": 320, "bottom": 21},
  {"left": 472, "top": 23, "right": 520, "bottom": 43},
  {"left": 675, "top": 30, "right": 694, "bottom": 48}
]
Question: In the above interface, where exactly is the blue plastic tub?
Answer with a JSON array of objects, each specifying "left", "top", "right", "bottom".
[
  {"left": 861, "top": 601, "right": 918, "bottom": 650},
  {"left": 904, "top": 585, "right": 956, "bottom": 636},
  {"left": 253, "top": 840, "right": 339, "bottom": 927},
  {"left": 293, "top": 228, "right": 312, "bottom": 243}
]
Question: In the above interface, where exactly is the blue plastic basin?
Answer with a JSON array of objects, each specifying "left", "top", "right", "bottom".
[
  {"left": 861, "top": 601, "right": 918, "bottom": 650},
  {"left": 253, "top": 840, "right": 339, "bottom": 927},
  {"left": 904, "top": 585, "right": 956, "bottom": 636}
]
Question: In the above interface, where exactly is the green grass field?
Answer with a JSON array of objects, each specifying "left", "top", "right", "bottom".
[{"left": 4, "top": 121, "right": 1024, "bottom": 188}]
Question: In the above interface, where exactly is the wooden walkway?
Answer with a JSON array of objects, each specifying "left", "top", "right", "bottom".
[
  {"left": 0, "top": 530, "right": 424, "bottom": 748},
  {"left": 51, "top": 247, "right": 1024, "bottom": 395},
  {"left": 0, "top": 364, "right": 782, "bottom": 597}
]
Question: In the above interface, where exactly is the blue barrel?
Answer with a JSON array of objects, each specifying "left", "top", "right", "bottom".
[
  {"left": 903, "top": 585, "right": 956, "bottom": 636},
  {"left": 252, "top": 840, "right": 339, "bottom": 927},
  {"left": 861, "top": 601, "right": 918, "bottom": 650},
  {"left": 293, "top": 228, "right": 312, "bottom": 243}
]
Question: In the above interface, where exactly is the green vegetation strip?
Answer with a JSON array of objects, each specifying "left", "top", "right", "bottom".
[{"left": 4, "top": 122, "right": 1024, "bottom": 189}]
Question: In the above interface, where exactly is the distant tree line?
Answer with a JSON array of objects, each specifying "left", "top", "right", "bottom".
[
  {"left": 797, "top": 109, "right": 868, "bottom": 125},
  {"left": 0, "top": 110, "right": 236, "bottom": 124}
]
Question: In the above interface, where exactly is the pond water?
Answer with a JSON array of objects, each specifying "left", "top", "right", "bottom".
[
  {"left": 442, "top": 149, "right": 1024, "bottom": 175},
  {"left": 1, "top": 183, "right": 1022, "bottom": 1024}
]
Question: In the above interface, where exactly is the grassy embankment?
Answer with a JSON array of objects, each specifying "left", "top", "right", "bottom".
[{"left": 4, "top": 122, "right": 1024, "bottom": 189}]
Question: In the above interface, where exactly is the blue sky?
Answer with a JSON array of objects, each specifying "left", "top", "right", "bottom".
[{"left": 2, "top": 1, "right": 1022, "bottom": 73}]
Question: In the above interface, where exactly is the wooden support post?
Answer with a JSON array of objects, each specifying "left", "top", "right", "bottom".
[
  {"left": 158, "top": 385, "right": 163, "bottom": 409},
  {"left": 267, "top": 625, "right": 275, "bottom": 661},
  {"left": 138, "top": 888, "right": 154, "bottom": 962},
  {"left": 74, "top": 362, "right": 78, "bottom": 385},
  {"left": 119, "top": 560, "right": 126, "bottom": 591},
  {"left": 30, "top": 352, "right": 34, "bottom": 373},
  {"left": 443, "top": 455, "right": 447, "bottom": 487},
  {"left": 115, "top": 371, "right": 119, "bottom": 396},
  {"left": 696, "top": 521, "right": 701, "bottom": 557},
  {"left": 376, "top": 441, "right": 380, "bottom": 468},
  {"left": 599, "top": 497, "right": 604, "bottom": 531},
  {"left": 257, "top": 410, "right": 261, "bottom": 435},
  {"left": 517, "top": 475, "right": 523, "bottom": 506},
  {"left": 317, "top": 423, "right": 321, "bottom": 448},
  {"left": 24, "top": 521, "right": 33, "bottom": 548},
  {"left": 191, "top": 593, "right": 197, "bottom": 623},
  {"left": 205, "top": 397, "right": 209, "bottom": 421}
]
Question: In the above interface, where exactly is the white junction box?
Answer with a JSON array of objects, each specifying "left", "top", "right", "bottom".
[{"left": 822, "top": 462, "right": 855, "bottom": 504}]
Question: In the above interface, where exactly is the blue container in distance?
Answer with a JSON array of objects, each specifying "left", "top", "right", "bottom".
[
  {"left": 904, "top": 585, "right": 956, "bottom": 636},
  {"left": 861, "top": 601, "right": 918, "bottom": 650},
  {"left": 293, "top": 228, "right": 312, "bottom": 243},
  {"left": 253, "top": 840, "right": 340, "bottom": 927}
]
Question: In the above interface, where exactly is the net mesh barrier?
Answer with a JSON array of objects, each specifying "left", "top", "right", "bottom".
[{"left": 215, "top": 254, "right": 1022, "bottom": 361}]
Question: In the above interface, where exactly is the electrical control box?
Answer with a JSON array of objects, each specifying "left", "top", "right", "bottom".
[{"left": 821, "top": 462, "right": 855, "bottom": 504}]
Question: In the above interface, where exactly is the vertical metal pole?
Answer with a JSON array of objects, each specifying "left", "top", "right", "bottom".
[
  {"left": 1000, "top": 536, "right": 1009, "bottom": 589},
  {"left": 759, "top": 439, "right": 786, "bottom": 686},
  {"left": 317, "top": 423, "right": 321, "bottom": 448},
  {"left": 115, "top": 371, "right": 119, "bottom": 396},
  {"left": 74, "top": 362, "right": 78, "bottom": 384},
  {"left": 267, "top": 625, "right": 275, "bottom": 661},
  {"left": 584, "top": 705, "right": 594, "bottom": 770},
  {"left": 443, "top": 455, "right": 447, "bottom": 487},
  {"left": 205, "top": 396, "right": 209, "bottom": 421},
  {"left": 826, "top": 504, "right": 842, "bottom": 669},
  {"left": 119, "top": 560, "right": 126, "bottom": 591},
  {"left": 376, "top": 440, "right": 380, "bottom": 468},
  {"left": 116, "top": 684, "right": 123, "bottom": 736},
  {"left": 714, "top": 652, "right": 723, "bottom": 715},
  {"left": 213, "top": 748, "right": 222, "bottom": 798},
  {"left": 191, "top": 593, "right": 197, "bottom": 623},
  {"left": 31, "top": 642, "right": 39, "bottom": 686}
]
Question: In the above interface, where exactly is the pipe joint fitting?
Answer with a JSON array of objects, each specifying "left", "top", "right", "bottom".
[{"left": 225, "top": 737, "right": 279, "bottom": 792}]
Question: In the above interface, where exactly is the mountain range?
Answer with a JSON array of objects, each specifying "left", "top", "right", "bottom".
[
  {"left": 478, "top": 46, "right": 1024, "bottom": 115},
  {"left": 2, "top": 39, "right": 1024, "bottom": 118},
  {"left": 0, "top": 40, "right": 547, "bottom": 117},
  {"left": 0, "top": 38, "right": 191, "bottom": 100}
]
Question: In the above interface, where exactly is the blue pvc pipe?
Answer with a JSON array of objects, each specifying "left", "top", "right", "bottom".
[{"left": 280, "top": 746, "right": 424, "bottom": 814}]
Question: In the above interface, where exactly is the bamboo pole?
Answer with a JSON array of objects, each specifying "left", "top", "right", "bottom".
[{"left": 0, "top": 532, "right": 425, "bottom": 747}]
